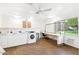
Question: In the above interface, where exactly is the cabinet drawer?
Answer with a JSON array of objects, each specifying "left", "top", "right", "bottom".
[
  {"left": 0, "top": 36, "right": 8, "bottom": 48},
  {"left": 8, "top": 34, "right": 27, "bottom": 47},
  {"left": 64, "top": 36, "right": 74, "bottom": 46},
  {"left": 0, "top": 42, "right": 8, "bottom": 48},
  {"left": 74, "top": 42, "right": 79, "bottom": 48}
]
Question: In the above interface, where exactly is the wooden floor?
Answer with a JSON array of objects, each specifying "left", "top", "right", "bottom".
[{"left": 4, "top": 38, "right": 78, "bottom": 55}]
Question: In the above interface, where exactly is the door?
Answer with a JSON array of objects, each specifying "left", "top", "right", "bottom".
[
  {"left": 74, "top": 38, "right": 79, "bottom": 48},
  {"left": 28, "top": 33, "right": 36, "bottom": 44},
  {"left": 8, "top": 33, "right": 27, "bottom": 47},
  {"left": 0, "top": 34, "right": 8, "bottom": 48},
  {"left": 7, "top": 34, "right": 17, "bottom": 47},
  {"left": 15, "top": 33, "right": 27, "bottom": 45}
]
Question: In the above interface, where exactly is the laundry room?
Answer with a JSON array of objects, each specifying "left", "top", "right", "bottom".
[{"left": 0, "top": 3, "right": 79, "bottom": 55}]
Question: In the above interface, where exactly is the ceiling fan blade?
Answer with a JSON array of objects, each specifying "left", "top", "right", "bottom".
[
  {"left": 43, "top": 8, "right": 52, "bottom": 11},
  {"left": 27, "top": 3, "right": 33, "bottom": 5}
]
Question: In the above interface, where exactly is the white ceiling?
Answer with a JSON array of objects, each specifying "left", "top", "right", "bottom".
[{"left": 0, "top": 3, "right": 78, "bottom": 20}]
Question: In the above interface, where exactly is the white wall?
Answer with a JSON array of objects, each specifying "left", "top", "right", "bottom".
[
  {"left": 46, "top": 16, "right": 62, "bottom": 24},
  {"left": 0, "top": 15, "right": 24, "bottom": 28},
  {"left": 28, "top": 15, "right": 47, "bottom": 32},
  {"left": 0, "top": 3, "right": 78, "bottom": 33},
  {"left": 45, "top": 4, "right": 79, "bottom": 34},
  {"left": 0, "top": 4, "right": 28, "bottom": 28},
  {"left": 0, "top": 14, "right": 46, "bottom": 32},
  {"left": 46, "top": 4, "right": 78, "bottom": 24},
  {"left": 0, "top": 3, "right": 47, "bottom": 33},
  {"left": 0, "top": 16, "right": 2, "bottom": 27}
]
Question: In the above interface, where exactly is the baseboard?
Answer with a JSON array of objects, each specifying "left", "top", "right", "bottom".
[{"left": 63, "top": 43, "right": 79, "bottom": 49}]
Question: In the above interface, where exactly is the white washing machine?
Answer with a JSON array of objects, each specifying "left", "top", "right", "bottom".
[{"left": 27, "top": 31, "right": 36, "bottom": 44}]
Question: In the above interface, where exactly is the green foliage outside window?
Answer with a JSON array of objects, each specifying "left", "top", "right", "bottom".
[
  {"left": 67, "top": 17, "right": 78, "bottom": 27},
  {"left": 64, "top": 17, "right": 78, "bottom": 36}
]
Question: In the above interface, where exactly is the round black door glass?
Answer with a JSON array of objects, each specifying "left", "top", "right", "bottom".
[{"left": 30, "top": 34, "right": 35, "bottom": 39}]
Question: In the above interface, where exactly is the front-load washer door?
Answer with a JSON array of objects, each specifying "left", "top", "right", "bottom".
[
  {"left": 30, "top": 34, "right": 35, "bottom": 39},
  {"left": 28, "top": 33, "right": 36, "bottom": 44}
]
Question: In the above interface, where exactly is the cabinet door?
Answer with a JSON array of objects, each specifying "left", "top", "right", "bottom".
[
  {"left": 57, "top": 35, "right": 64, "bottom": 45},
  {"left": 64, "top": 36, "right": 74, "bottom": 46},
  {"left": 8, "top": 34, "right": 27, "bottom": 47},
  {"left": 22, "top": 21, "right": 31, "bottom": 28},
  {"left": 0, "top": 35, "right": 8, "bottom": 48},
  {"left": 14, "top": 34, "right": 27, "bottom": 45},
  {"left": 74, "top": 38, "right": 79, "bottom": 48},
  {"left": 7, "top": 34, "right": 17, "bottom": 47}
]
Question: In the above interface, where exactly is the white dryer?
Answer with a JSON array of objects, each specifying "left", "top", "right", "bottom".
[{"left": 27, "top": 31, "right": 36, "bottom": 44}]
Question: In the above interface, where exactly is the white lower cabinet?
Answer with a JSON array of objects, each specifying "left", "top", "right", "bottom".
[
  {"left": 57, "top": 35, "right": 64, "bottom": 45},
  {"left": 0, "top": 33, "right": 28, "bottom": 48},
  {"left": 74, "top": 39, "right": 79, "bottom": 48},
  {"left": 64, "top": 36, "right": 79, "bottom": 48},
  {"left": 7, "top": 34, "right": 27, "bottom": 48},
  {"left": 15, "top": 34, "right": 27, "bottom": 45},
  {"left": 64, "top": 36, "right": 74, "bottom": 46},
  {"left": 0, "top": 34, "right": 8, "bottom": 48},
  {"left": 7, "top": 34, "right": 18, "bottom": 47}
]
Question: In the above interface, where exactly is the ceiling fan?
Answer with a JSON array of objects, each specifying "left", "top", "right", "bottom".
[
  {"left": 27, "top": 3, "right": 52, "bottom": 14},
  {"left": 35, "top": 8, "right": 52, "bottom": 14}
]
